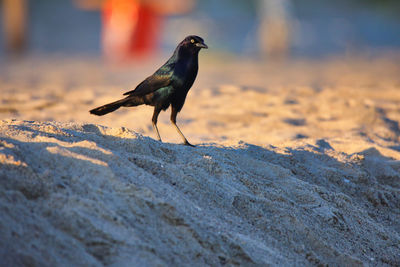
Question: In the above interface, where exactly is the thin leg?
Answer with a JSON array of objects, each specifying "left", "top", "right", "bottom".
[
  {"left": 152, "top": 107, "right": 162, "bottom": 142},
  {"left": 170, "top": 107, "right": 195, "bottom": 147}
]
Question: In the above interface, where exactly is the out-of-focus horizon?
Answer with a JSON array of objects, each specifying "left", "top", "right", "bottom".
[{"left": 1, "top": 0, "right": 400, "bottom": 61}]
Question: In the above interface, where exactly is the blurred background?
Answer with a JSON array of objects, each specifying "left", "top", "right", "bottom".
[
  {"left": 1, "top": 0, "right": 400, "bottom": 146},
  {"left": 1, "top": 0, "right": 400, "bottom": 61}
]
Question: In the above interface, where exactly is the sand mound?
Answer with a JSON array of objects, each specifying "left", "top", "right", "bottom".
[{"left": 1, "top": 119, "right": 399, "bottom": 266}]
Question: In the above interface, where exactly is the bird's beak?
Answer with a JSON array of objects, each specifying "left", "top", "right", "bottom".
[{"left": 195, "top": 42, "right": 208, "bottom": 49}]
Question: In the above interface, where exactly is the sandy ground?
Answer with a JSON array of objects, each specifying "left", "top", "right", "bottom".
[{"left": 1, "top": 54, "right": 400, "bottom": 266}]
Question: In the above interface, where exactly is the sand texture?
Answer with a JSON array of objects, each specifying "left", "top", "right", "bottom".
[{"left": 1, "top": 56, "right": 400, "bottom": 266}]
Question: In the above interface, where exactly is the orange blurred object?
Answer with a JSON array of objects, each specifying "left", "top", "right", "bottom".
[
  {"left": 102, "top": 0, "right": 162, "bottom": 62},
  {"left": 2, "top": 0, "right": 28, "bottom": 53}
]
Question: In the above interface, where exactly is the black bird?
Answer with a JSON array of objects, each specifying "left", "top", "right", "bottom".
[{"left": 90, "top": 35, "right": 208, "bottom": 146}]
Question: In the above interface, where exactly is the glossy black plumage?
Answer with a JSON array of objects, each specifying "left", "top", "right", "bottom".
[{"left": 90, "top": 35, "right": 208, "bottom": 146}]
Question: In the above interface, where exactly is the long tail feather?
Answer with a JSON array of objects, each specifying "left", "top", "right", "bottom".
[{"left": 89, "top": 99, "right": 127, "bottom": 116}]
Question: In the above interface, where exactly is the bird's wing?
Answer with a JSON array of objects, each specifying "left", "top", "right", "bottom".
[{"left": 123, "top": 63, "right": 175, "bottom": 96}]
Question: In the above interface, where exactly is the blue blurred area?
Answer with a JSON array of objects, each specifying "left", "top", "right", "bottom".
[
  {"left": 29, "top": 0, "right": 101, "bottom": 53},
  {"left": 0, "top": 0, "right": 399, "bottom": 57},
  {"left": 291, "top": 0, "right": 400, "bottom": 56}
]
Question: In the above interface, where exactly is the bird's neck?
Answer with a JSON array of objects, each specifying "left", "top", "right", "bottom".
[{"left": 175, "top": 46, "right": 199, "bottom": 64}]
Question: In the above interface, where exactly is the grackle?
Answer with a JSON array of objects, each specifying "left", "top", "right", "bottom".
[{"left": 90, "top": 35, "right": 208, "bottom": 146}]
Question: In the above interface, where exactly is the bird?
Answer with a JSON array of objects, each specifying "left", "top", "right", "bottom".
[{"left": 90, "top": 35, "right": 208, "bottom": 147}]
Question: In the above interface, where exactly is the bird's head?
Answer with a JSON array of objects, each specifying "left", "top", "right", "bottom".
[{"left": 180, "top": 35, "right": 208, "bottom": 52}]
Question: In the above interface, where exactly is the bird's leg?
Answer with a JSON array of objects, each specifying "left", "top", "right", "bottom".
[
  {"left": 152, "top": 107, "right": 162, "bottom": 142},
  {"left": 170, "top": 107, "right": 195, "bottom": 147}
]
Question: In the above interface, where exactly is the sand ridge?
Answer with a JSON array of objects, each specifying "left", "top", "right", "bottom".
[{"left": 1, "top": 119, "right": 399, "bottom": 266}]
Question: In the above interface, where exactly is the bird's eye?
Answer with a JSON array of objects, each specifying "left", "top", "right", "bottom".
[{"left": 190, "top": 39, "right": 195, "bottom": 44}]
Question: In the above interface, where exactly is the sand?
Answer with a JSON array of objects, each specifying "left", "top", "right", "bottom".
[{"left": 1, "top": 54, "right": 400, "bottom": 266}]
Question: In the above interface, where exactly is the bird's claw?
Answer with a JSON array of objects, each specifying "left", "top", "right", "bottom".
[{"left": 183, "top": 141, "right": 195, "bottom": 147}]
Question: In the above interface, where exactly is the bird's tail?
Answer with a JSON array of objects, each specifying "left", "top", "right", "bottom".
[{"left": 89, "top": 98, "right": 128, "bottom": 116}]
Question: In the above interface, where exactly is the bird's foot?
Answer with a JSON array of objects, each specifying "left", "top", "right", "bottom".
[{"left": 183, "top": 141, "right": 195, "bottom": 147}]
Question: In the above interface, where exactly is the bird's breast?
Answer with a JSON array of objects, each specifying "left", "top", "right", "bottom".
[{"left": 173, "top": 60, "right": 198, "bottom": 91}]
